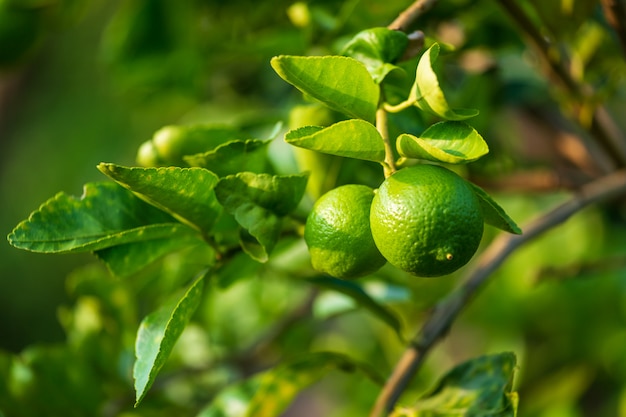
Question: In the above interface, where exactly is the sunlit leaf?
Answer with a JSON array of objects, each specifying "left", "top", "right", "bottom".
[
  {"left": 134, "top": 273, "right": 205, "bottom": 405},
  {"left": 285, "top": 119, "right": 385, "bottom": 162},
  {"left": 393, "top": 352, "right": 518, "bottom": 417},
  {"left": 309, "top": 276, "right": 404, "bottom": 340},
  {"left": 342, "top": 27, "right": 409, "bottom": 83},
  {"left": 411, "top": 43, "right": 478, "bottom": 120},
  {"left": 184, "top": 139, "right": 271, "bottom": 176},
  {"left": 98, "top": 164, "right": 223, "bottom": 233},
  {"left": 468, "top": 183, "right": 522, "bottom": 234},
  {"left": 245, "top": 352, "right": 384, "bottom": 417},
  {"left": 271, "top": 55, "right": 379, "bottom": 123},
  {"left": 7, "top": 182, "right": 189, "bottom": 253},
  {"left": 215, "top": 172, "right": 308, "bottom": 261},
  {"left": 397, "top": 121, "right": 488, "bottom": 164}
]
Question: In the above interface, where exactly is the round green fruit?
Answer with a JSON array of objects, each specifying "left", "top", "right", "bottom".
[{"left": 370, "top": 164, "right": 484, "bottom": 277}]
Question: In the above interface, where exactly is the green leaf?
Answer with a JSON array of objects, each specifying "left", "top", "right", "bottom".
[
  {"left": 309, "top": 276, "right": 404, "bottom": 340},
  {"left": 285, "top": 119, "right": 385, "bottom": 162},
  {"left": 7, "top": 182, "right": 189, "bottom": 253},
  {"left": 271, "top": 55, "right": 379, "bottom": 123},
  {"left": 342, "top": 27, "right": 409, "bottom": 83},
  {"left": 468, "top": 183, "right": 522, "bottom": 235},
  {"left": 98, "top": 164, "right": 223, "bottom": 233},
  {"left": 134, "top": 273, "right": 205, "bottom": 405},
  {"left": 245, "top": 352, "right": 383, "bottom": 417},
  {"left": 397, "top": 121, "right": 489, "bottom": 164},
  {"left": 215, "top": 172, "right": 308, "bottom": 261},
  {"left": 411, "top": 43, "right": 479, "bottom": 120},
  {"left": 96, "top": 233, "right": 207, "bottom": 278},
  {"left": 184, "top": 139, "right": 270, "bottom": 176},
  {"left": 394, "top": 352, "right": 518, "bottom": 417}
]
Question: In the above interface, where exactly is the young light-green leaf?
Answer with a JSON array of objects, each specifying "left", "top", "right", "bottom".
[
  {"left": 411, "top": 43, "right": 479, "bottom": 120},
  {"left": 134, "top": 273, "right": 205, "bottom": 405},
  {"left": 285, "top": 119, "right": 385, "bottom": 162},
  {"left": 394, "top": 352, "right": 518, "bottom": 417},
  {"left": 397, "top": 121, "right": 489, "bottom": 164},
  {"left": 342, "top": 27, "right": 409, "bottom": 83},
  {"left": 245, "top": 352, "right": 383, "bottom": 417},
  {"left": 184, "top": 139, "right": 270, "bottom": 177},
  {"left": 7, "top": 182, "right": 189, "bottom": 253},
  {"left": 215, "top": 172, "right": 308, "bottom": 262},
  {"left": 309, "top": 276, "right": 404, "bottom": 340},
  {"left": 468, "top": 183, "right": 522, "bottom": 234},
  {"left": 271, "top": 55, "right": 379, "bottom": 123},
  {"left": 98, "top": 164, "right": 223, "bottom": 233}
]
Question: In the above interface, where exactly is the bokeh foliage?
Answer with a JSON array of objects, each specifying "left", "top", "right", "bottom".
[{"left": 1, "top": 0, "right": 626, "bottom": 416}]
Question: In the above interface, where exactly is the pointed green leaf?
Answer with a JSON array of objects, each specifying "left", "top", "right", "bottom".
[
  {"left": 309, "top": 276, "right": 404, "bottom": 340},
  {"left": 215, "top": 172, "right": 308, "bottom": 261},
  {"left": 271, "top": 55, "right": 379, "bottom": 123},
  {"left": 394, "top": 352, "right": 518, "bottom": 417},
  {"left": 134, "top": 273, "right": 205, "bottom": 405},
  {"left": 397, "top": 121, "right": 489, "bottom": 164},
  {"left": 96, "top": 233, "right": 207, "bottom": 278},
  {"left": 285, "top": 119, "right": 385, "bottom": 162},
  {"left": 184, "top": 139, "right": 270, "bottom": 176},
  {"left": 411, "top": 43, "right": 478, "bottom": 120},
  {"left": 246, "top": 352, "right": 383, "bottom": 417},
  {"left": 98, "top": 164, "right": 223, "bottom": 233},
  {"left": 342, "top": 27, "right": 409, "bottom": 83},
  {"left": 468, "top": 183, "right": 522, "bottom": 234},
  {"left": 7, "top": 182, "right": 189, "bottom": 253}
]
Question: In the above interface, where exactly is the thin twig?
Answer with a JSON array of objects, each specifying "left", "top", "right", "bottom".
[
  {"left": 600, "top": 0, "right": 626, "bottom": 60},
  {"left": 369, "top": 169, "right": 626, "bottom": 417},
  {"left": 496, "top": 0, "right": 626, "bottom": 168},
  {"left": 388, "top": 0, "right": 439, "bottom": 32}
]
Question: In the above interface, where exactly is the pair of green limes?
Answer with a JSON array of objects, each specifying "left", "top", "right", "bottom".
[{"left": 304, "top": 164, "right": 484, "bottom": 278}]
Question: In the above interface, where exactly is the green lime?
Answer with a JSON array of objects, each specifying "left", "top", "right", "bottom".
[
  {"left": 370, "top": 164, "right": 483, "bottom": 277},
  {"left": 304, "top": 184, "right": 386, "bottom": 279}
]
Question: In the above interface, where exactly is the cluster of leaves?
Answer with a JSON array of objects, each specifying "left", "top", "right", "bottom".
[{"left": 3, "top": 24, "right": 523, "bottom": 416}]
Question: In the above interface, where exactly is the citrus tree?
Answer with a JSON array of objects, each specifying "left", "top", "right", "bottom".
[{"left": 2, "top": 0, "right": 626, "bottom": 416}]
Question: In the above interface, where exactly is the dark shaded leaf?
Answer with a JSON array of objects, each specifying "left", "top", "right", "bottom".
[{"left": 215, "top": 172, "right": 307, "bottom": 261}]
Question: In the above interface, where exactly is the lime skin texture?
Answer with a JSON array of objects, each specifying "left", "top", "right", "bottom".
[
  {"left": 370, "top": 164, "right": 484, "bottom": 277},
  {"left": 305, "top": 184, "right": 387, "bottom": 279}
]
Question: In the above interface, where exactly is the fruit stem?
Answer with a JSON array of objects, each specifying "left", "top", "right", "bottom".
[{"left": 377, "top": 102, "right": 397, "bottom": 178}]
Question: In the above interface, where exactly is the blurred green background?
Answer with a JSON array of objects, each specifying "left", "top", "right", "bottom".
[{"left": 1, "top": 0, "right": 626, "bottom": 416}]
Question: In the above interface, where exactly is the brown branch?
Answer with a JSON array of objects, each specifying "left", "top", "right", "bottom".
[
  {"left": 388, "top": 0, "right": 439, "bottom": 32},
  {"left": 601, "top": 0, "right": 626, "bottom": 60},
  {"left": 369, "top": 169, "right": 626, "bottom": 417},
  {"left": 496, "top": 0, "right": 626, "bottom": 169}
]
